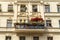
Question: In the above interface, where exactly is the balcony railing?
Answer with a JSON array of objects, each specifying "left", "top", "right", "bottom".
[{"left": 14, "top": 22, "right": 45, "bottom": 29}]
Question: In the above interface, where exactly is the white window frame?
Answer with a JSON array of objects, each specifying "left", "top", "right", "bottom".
[
  {"left": 46, "top": 20, "right": 52, "bottom": 27},
  {"left": 45, "top": 5, "right": 50, "bottom": 13},
  {"left": 7, "top": 20, "right": 12, "bottom": 27},
  {"left": 8, "top": 4, "right": 13, "bottom": 12},
  {"left": 32, "top": 5, "right": 37, "bottom": 12}
]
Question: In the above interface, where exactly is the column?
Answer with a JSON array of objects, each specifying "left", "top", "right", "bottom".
[
  {"left": 28, "top": 2, "right": 32, "bottom": 16},
  {"left": 40, "top": 4, "right": 44, "bottom": 20},
  {"left": 37, "top": 5, "right": 40, "bottom": 12},
  {"left": 12, "top": 3, "right": 18, "bottom": 27}
]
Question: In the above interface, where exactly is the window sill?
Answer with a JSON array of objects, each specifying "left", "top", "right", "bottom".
[{"left": 0, "top": 12, "right": 14, "bottom": 13}]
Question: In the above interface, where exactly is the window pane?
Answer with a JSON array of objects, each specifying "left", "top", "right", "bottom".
[
  {"left": 45, "top": 5, "right": 50, "bottom": 12},
  {"left": 46, "top": 20, "right": 51, "bottom": 27},
  {"left": 8, "top": 5, "right": 13, "bottom": 12},
  {"left": 20, "top": 36, "right": 25, "bottom": 40},
  {"left": 0, "top": 5, "right": 1, "bottom": 12},
  {"left": 57, "top": 5, "right": 60, "bottom": 12},
  {"left": 7, "top": 20, "right": 12, "bottom": 27},
  {"left": 47, "top": 37, "right": 53, "bottom": 40},
  {"left": 6, "top": 36, "right": 11, "bottom": 40},
  {"left": 20, "top": 5, "right": 27, "bottom": 12},
  {"left": 33, "top": 36, "right": 39, "bottom": 40},
  {"left": 59, "top": 20, "right": 60, "bottom": 27},
  {"left": 32, "top": 5, "right": 37, "bottom": 12}
]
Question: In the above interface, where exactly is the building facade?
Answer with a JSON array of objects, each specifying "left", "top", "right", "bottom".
[{"left": 0, "top": 0, "right": 60, "bottom": 40}]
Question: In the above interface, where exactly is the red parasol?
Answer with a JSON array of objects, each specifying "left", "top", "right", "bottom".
[{"left": 31, "top": 17, "right": 43, "bottom": 21}]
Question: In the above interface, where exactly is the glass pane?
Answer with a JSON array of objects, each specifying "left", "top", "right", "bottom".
[
  {"left": 20, "top": 36, "right": 25, "bottom": 40},
  {"left": 32, "top": 5, "right": 37, "bottom": 12},
  {"left": 20, "top": 5, "right": 27, "bottom": 12},
  {"left": 45, "top": 5, "right": 50, "bottom": 12},
  {"left": 46, "top": 20, "right": 51, "bottom": 27},
  {"left": 6, "top": 36, "right": 11, "bottom": 40},
  {"left": 33, "top": 37, "right": 39, "bottom": 40},
  {"left": 57, "top": 5, "right": 60, "bottom": 12},
  {"left": 7, "top": 20, "right": 12, "bottom": 27},
  {"left": 47, "top": 37, "right": 53, "bottom": 40},
  {"left": 8, "top": 5, "right": 13, "bottom": 12},
  {"left": 0, "top": 5, "right": 1, "bottom": 12},
  {"left": 59, "top": 20, "right": 60, "bottom": 27}
]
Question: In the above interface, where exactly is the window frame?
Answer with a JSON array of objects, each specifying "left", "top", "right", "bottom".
[
  {"left": 47, "top": 36, "right": 53, "bottom": 40},
  {"left": 6, "top": 36, "right": 11, "bottom": 40},
  {"left": 19, "top": 36, "right": 25, "bottom": 40},
  {"left": 7, "top": 20, "right": 12, "bottom": 28},
  {"left": 33, "top": 36, "right": 39, "bottom": 40},
  {"left": 46, "top": 20, "right": 52, "bottom": 27},
  {"left": 57, "top": 5, "right": 60, "bottom": 13},
  {"left": 45, "top": 5, "right": 50, "bottom": 13},
  {"left": 32, "top": 5, "right": 37, "bottom": 12},
  {"left": 8, "top": 4, "right": 13, "bottom": 12},
  {"left": 59, "top": 20, "right": 60, "bottom": 27},
  {"left": 0, "top": 5, "right": 1, "bottom": 12},
  {"left": 20, "top": 4, "right": 27, "bottom": 12}
]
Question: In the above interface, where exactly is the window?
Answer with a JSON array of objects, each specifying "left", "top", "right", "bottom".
[
  {"left": 59, "top": 20, "right": 60, "bottom": 27},
  {"left": 45, "top": 5, "right": 50, "bottom": 12},
  {"left": 33, "top": 36, "right": 39, "bottom": 40},
  {"left": 0, "top": 5, "right": 1, "bottom": 12},
  {"left": 32, "top": 5, "right": 37, "bottom": 12},
  {"left": 46, "top": 20, "right": 52, "bottom": 27},
  {"left": 8, "top": 5, "right": 13, "bottom": 12},
  {"left": 7, "top": 20, "right": 12, "bottom": 27},
  {"left": 20, "top": 5, "right": 27, "bottom": 12},
  {"left": 6, "top": 36, "right": 11, "bottom": 40},
  {"left": 57, "top": 5, "right": 60, "bottom": 12},
  {"left": 20, "top": 19, "right": 22, "bottom": 23},
  {"left": 24, "top": 19, "right": 26, "bottom": 23},
  {"left": 19, "top": 36, "right": 25, "bottom": 40},
  {"left": 47, "top": 37, "right": 53, "bottom": 40}
]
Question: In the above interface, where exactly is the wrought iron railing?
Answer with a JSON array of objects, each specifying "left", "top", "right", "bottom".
[{"left": 14, "top": 22, "right": 45, "bottom": 29}]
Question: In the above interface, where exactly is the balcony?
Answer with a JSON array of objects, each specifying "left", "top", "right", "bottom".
[
  {"left": 14, "top": 22, "right": 45, "bottom": 34},
  {"left": 45, "top": 12, "right": 60, "bottom": 17},
  {"left": 14, "top": 17, "right": 45, "bottom": 34},
  {"left": 15, "top": 23, "right": 44, "bottom": 29}
]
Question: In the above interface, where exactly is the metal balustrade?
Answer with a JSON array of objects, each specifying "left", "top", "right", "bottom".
[{"left": 15, "top": 23, "right": 44, "bottom": 29}]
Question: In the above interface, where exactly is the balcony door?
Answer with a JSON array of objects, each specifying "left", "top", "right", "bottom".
[
  {"left": 33, "top": 36, "right": 39, "bottom": 40},
  {"left": 19, "top": 36, "right": 25, "bottom": 40}
]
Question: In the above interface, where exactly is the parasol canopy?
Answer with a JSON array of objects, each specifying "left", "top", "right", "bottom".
[{"left": 31, "top": 17, "right": 44, "bottom": 21}]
